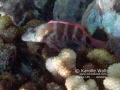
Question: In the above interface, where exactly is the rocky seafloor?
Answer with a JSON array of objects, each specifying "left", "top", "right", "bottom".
[{"left": 0, "top": 0, "right": 120, "bottom": 90}]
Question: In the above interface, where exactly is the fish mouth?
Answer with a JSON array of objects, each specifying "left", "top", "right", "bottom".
[{"left": 21, "top": 33, "right": 30, "bottom": 41}]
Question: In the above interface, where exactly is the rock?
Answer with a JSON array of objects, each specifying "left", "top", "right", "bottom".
[
  {"left": 53, "top": 0, "right": 93, "bottom": 23},
  {"left": 34, "top": 0, "right": 48, "bottom": 9},
  {"left": 81, "top": 0, "right": 120, "bottom": 38}
]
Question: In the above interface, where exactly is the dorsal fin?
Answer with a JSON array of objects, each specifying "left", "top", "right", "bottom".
[{"left": 48, "top": 20, "right": 85, "bottom": 31}]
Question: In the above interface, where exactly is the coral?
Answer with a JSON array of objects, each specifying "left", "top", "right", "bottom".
[
  {"left": 0, "top": 15, "right": 19, "bottom": 43},
  {"left": 46, "top": 82, "right": 65, "bottom": 90},
  {"left": 19, "top": 82, "right": 38, "bottom": 90},
  {"left": 0, "top": 72, "right": 16, "bottom": 90},
  {"left": 0, "top": 0, "right": 25, "bottom": 26},
  {"left": 0, "top": 15, "right": 13, "bottom": 32},
  {"left": 107, "top": 63, "right": 120, "bottom": 78},
  {"left": 103, "top": 77, "right": 120, "bottom": 90},
  {"left": 21, "top": 19, "right": 45, "bottom": 31},
  {"left": 87, "top": 48, "right": 118, "bottom": 68},
  {"left": 65, "top": 75, "right": 99, "bottom": 90},
  {"left": 0, "top": 26, "right": 19, "bottom": 43},
  {"left": 26, "top": 42, "right": 42, "bottom": 55},
  {"left": 0, "top": 44, "right": 16, "bottom": 72},
  {"left": 58, "top": 48, "right": 76, "bottom": 60},
  {"left": 0, "top": 0, "right": 54, "bottom": 26},
  {"left": 45, "top": 49, "right": 76, "bottom": 79}
]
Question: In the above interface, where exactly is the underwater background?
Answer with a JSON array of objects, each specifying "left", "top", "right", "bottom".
[{"left": 0, "top": 0, "right": 120, "bottom": 90}]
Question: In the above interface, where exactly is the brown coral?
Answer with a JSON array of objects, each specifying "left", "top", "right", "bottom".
[
  {"left": 87, "top": 48, "right": 119, "bottom": 68},
  {"left": 0, "top": 25, "right": 19, "bottom": 43},
  {"left": 0, "top": 72, "right": 16, "bottom": 90}
]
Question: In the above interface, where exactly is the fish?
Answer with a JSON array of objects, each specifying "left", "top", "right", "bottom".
[{"left": 21, "top": 20, "right": 106, "bottom": 51}]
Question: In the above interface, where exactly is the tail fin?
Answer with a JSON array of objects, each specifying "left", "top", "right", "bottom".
[{"left": 89, "top": 36, "right": 106, "bottom": 48}]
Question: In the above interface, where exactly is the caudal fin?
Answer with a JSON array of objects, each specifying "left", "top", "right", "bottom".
[{"left": 90, "top": 37, "right": 106, "bottom": 48}]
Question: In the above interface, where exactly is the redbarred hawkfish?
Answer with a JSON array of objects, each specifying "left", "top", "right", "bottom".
[{"left": 21, "top": 20, "right": 106, "bottom": 51}]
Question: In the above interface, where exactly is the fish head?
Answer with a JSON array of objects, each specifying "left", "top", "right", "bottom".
[
  {"left": 21, "top": 24, "right": 49, "bottom": 42},
  {"left": 21, "top": 26, "right": 41, "bottom": 42}
]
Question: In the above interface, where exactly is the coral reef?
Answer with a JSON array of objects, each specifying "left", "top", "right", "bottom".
[
  {"left": 87, "top": 48, "right": 118, "bottom": 68},
  {"left": 65, "top": 75, "right": 99, "bottom": 90},
  {"left": 0, "top": 0, "right": 55, "bottom": 26},
  {"left": 103, "top": 77, "right": 120, "bottom": 90},
  {"left": 0, "top": 15, "right": 13, "bottom": 31},
  {"left": 103, "top": 63, "right": 120, "bottom": 90},
  {"left": 45, "top": 49, "right": 76, "bottom": 79},
  {"left": 0, "top": 15, "right": 19, "bottom": 43},
  {"left": 0, "top": 1, "right": 120, "bottom": 90}
]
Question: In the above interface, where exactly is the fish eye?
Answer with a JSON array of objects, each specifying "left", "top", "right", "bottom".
[
  {"left": 30, "top": 32, "right": 36, "bottom": 37},
  {"left": 27, "top": 26, "right": 34, "bottom": 31}
]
